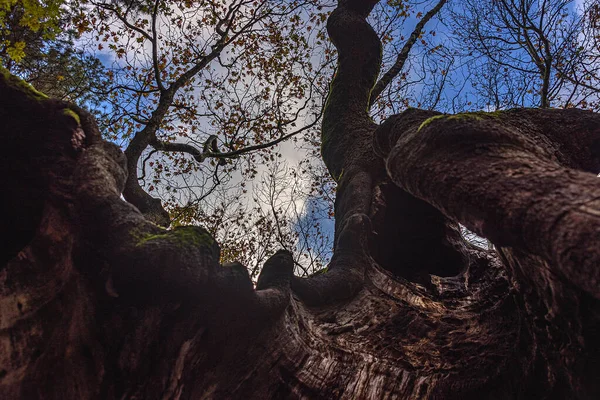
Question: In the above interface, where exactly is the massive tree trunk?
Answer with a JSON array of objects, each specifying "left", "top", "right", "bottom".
[{"left": 2, "top": 1, "right": 600, "bottom": 399}]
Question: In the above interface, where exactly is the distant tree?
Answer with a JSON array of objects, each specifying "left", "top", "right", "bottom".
[
  {"left": 568, "top": 0, "right": 600, "bottom": 109},
  {"left": 0, "top": 0, "right": 64, "bottom": 63},
  {"left": 1, "top": 0, "right": 108, "bottom": 110},
  {"left": 8, "top": 39, "right": 108, "bottom": 105},
  {"left": 452, "top": 0, "right": 600, "bottom": 110}
]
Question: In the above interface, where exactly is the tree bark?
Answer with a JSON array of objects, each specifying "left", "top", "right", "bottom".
[{"left": 2, "top": 1, "right": 600, "bottom": 399}]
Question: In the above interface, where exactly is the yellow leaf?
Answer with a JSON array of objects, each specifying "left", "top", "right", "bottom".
[{"left": 6, "top": 41, "right": 26, "bottom": 62}]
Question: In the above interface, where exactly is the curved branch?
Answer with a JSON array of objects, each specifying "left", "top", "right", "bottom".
[
  {"left": 150, "top": 138, "right": 204, "bottom": 161},
  {"left": 121, "top": 21, "right": 242, "bottom": 225},
  {"left": 121, "top": 43, "right": 224, "bottom": 225},
  {"left": 291, "top": 0, "right": 382, "bottom": 305},
  {"left": 206, "top": 119, "right": 317, "bottom": 159},
  {"left": 150, "top": 112, "right": 322, "bottom": 164},
  {"left": 321, "top": 0, "right": 381, "bottom": 178},
  {"left": 377, "top": 108, "right": 600, "bottom": 299}
]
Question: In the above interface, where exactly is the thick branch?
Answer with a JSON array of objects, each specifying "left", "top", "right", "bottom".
[
  {"left": 377, "top": 108, "right": 600, "bottom": 298},
  {"left": 75, "top": 126, "right": 293, "bottom": 316},
  {"left": 290, "top": 1, "right": 383, "bottom": 305},
  {"left": 321, "top": 0, "right": 380, "bottom": 179},
  {"left": 0, "top": 67, "right": 83, "bottom": 264}
]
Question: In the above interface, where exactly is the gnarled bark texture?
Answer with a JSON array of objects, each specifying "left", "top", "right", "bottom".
[{"left": 1, "top": 1, "right": 600, "bottom": 398}]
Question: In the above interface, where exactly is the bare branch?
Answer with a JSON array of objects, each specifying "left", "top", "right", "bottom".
[{"left": 369, "top": 0, "right": 448, "bottom": 107}]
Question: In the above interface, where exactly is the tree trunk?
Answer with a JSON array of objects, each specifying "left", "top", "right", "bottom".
[{"left": 2, "top": 1, "right": 600, "bottom": 398}]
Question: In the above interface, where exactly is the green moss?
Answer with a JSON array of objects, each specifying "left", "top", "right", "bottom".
[
  {"left": 134, "top": 226, "right": 214, "bottom": 248},
  {"left": 417, "top": 114, "right": 448, "bottom": 131},
  {"left": 310, "top": 266, "right": 328, "bottom": 277},
  {"left": 447, "top": 113, "right": 484, "bottom": 122},
  {"left": 418, "top": 111, "right": 502, "bottom": 132},
  {"left": 172, "top": 227, "right": 214, "bottom": 247},
  {"left": 0, "top": 66, "right": 48, "bottom": 101},
  {"left": 62, "top": 108, "right": 81, "bottom": 125}
]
